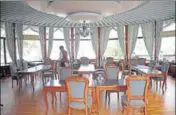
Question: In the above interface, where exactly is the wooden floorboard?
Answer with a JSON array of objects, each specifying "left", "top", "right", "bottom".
[{"left": 0, "top": 75, "right": 175, "bottom": 115}]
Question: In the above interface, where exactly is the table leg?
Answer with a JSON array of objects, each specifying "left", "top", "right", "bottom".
[
  {"left": 43, "top": 89, "right": 48, "bottom": 114},
  {"left": 31, "top": 74, "right": 34, "bottom": 91},
  {"left": 51, "top": 92, "right": 56, "bottom": 104},
  {"left": 96, "top": 87, "right": 100, "bottom": 114}
]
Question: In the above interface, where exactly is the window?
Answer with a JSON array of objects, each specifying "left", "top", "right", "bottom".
[
  {"left": 77, "top": 35, "right": 96, "bottom": 59},
  {"left": 23, "top": 40, "right": 42, "bottom": 61},
  {"left": 104, "top": 29, "right": 124, "bottom": 59},
  {"left": 1, "top": 28, "right": 6, "bottom": 37},
  {"left": 104, "top": 40, "right": 124, "bottom": 59},
  {"left": 23, "top": 27, "right": 38, "bottom": 35},
  {"left": 49, "top": 40, "right": 66, "bottom": 60},
  {"left": 109, "top": 28, "right": 117, "bottom": 38},
  {"left": 159, "top": 37, "right": 175, "bottom": 62},
  {"left": 53, "top": 28, "right": 64, "bottom": 39},
  {"left": 133, "top": 26, "right": 149, "bottom": 60},
  {"left": 77, "top": 40, "right": 96, "bottom": 59},
  {"left": 133, "top": 39, "right": 150, "bottom": 60},
  {"left": 163, "top": 22, "right": 175, "bottom": 31}
]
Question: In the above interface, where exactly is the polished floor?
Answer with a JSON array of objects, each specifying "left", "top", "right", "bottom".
[{"left": 1, "top": 74, "right": 175, "bottom": 115}]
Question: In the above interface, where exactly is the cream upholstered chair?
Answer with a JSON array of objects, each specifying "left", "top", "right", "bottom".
[
  {"left": 104, "top": 64, "right": 120, "bottom": 105},
  {"left": 137, "top": 58, "right": 146, "bottom": 65},
  {"left": 65, "top": 76, "right": 92, "bottom": 115},
  {"left": 121, "top": 76, "right": 149, "bottom": 115},
  {"left": 150, "top": 62, "right": 170, "bottom": 91},
  {"left": 80, "top": 57, "right": 89, "bottom": 65},
  {"left": 58, "top": 67, "right": 72, "bottom": 105},
  {"left": 42, "top": 58, "right": 55, "bottom": 84}
]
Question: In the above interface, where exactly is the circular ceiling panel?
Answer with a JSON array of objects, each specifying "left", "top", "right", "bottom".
[
  {"left": 66, "top": 11, "right": 103, "bottom": 22},
  {"left": 26, "top": 0, "right": 144, "bottom": 22}
]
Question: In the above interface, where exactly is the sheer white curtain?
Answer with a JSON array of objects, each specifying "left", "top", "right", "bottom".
[
  {"left": 63, "top": 27, "right": 71, "bottom": 59},
  {"left": 48, "top": 27, "right": 54, "bottom": 57},
  {"left": 91, "top": 27, "right": 98, "bottom": 66},
  {"left": 16, "top": 23, "right": 23, "bottom": 69},
  {"left": 141, "top": 22, "right": 155, "bottom": 60},
  {"left": 39, "top": 26, "right": 45, "bottom": 60},
  {"left": 117, "top": 25, "right": 125, "bottom": 56},
  {"left": 155, "top": 21, "right": 163, "bottom": 60},
  {"left": 5, "top": 22, "right": 15, "bottom": 62},
  {"left": 75, "top": 28, "right": 80, "bottom": 58},
  {"left": 128, "top": 24, "right": 139, "bottom": 57},
  {"left": 163, "top": 18, "right": 174, "bottom": 28},
  {"left": 100, "top": 27, "right": 110, "bottom": 58}
]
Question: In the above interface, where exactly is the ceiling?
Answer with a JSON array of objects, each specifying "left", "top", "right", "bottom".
[
  {"left": 26, "top": 0, "right": 144, "bottom": 22},
  {"left": 0, "top": 1, "right": 175, "bottom": 27}
]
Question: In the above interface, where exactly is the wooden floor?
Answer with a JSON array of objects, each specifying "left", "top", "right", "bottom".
[{"left": 1, "top": 75, "right": 175, "bottom": 115}]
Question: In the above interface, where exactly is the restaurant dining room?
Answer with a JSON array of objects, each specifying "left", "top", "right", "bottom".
[{"left": 0, "top": 1, "right": 175, "bottom": 115}]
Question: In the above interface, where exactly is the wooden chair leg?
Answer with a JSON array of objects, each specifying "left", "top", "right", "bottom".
[
  {"left": 144, "top": 106, "right": 147, "bottom": 115},
  {"left": 108, "top": 92, "right": 110, "bottom": 105},
  {"left": 117, "top": 92, "right": 119, "bottom": 101},
  {"left": 68, "top": 108, "right": 71, "bottom": 115},
  {"left": 121, "top": 103, "right": 125, "bottom": 113},
  {"left": 60, "top": 92, "right": 62, "bottom": 106},
  {"left": 105, "top": 91, "right": 107, "bottom": 104},
  {"left": 126, "top": 106, "right": 130, "bottom": 115},
  {"left": 85, "top": 108, "right": 88, "bottom": 115}
]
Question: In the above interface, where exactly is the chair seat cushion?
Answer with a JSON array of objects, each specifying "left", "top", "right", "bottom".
[
  {"left": 69, "top": 95, "right": 92, "bottom": 109},
  {"left": 121, "top": 95, "right": 145, "bottom": 106}
]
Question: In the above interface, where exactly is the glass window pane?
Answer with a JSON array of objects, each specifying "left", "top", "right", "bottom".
[
  {"left": 23, "top": 27, "right": 38, "bottom": 35},
  {"left": 160, "top": 37, "right": 175, "bottom": 62},
  {"left": 49, "top": 40, "right": 66, "bottom": 60},
  {"left": 53, "top": 29, "right": 64, "bottom": 39},
  {"left": 23, "top": 40, "right": 42, "bottom": 61},
  {"left": 133, "top": 39, "right": 149, "bottom": 60},
  {"left": 138, "top": 26, "right": 143, "bottom": 37},
  {"left": 1, "top": 28, "right": 6, "bottom": 37},
  {"left": 163, "top": 22, "right": 175, "bottom": 31},
  {"left": 104, "top": 40, "right": 124, "bottom": 59},
  {"left": 77, "top": 40, "right": 96, "bottom": 59},
  {"left": 109, "top": 29, "right": 118, "bottom": 38}
]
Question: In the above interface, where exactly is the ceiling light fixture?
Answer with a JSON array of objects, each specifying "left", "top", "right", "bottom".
[{"left": 76, "top": 20, "right": 93, "bottom": 37}]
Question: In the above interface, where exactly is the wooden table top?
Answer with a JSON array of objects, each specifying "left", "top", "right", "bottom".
[
  {"left": 132, "top": 65, "right": 162, "bottom": 74},
  {"left": 18, "top": 65, "right": 51, "bottom": 74},
  {"left": 44, "top": 77, "right": 126, "bottom": 88},
  {"left": 77, "top": 64, "right": 95, "bottom": 73}
]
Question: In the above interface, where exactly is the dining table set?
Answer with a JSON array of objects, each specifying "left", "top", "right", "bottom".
[
  {"left": 15, "top": 61, "right": 164, "bottom": 114},
  {"left": 41, "top": 62, "right": 163, "bottom": 114},
  {"left": 42, "top": 64, "right": 126, "bottom": 114}
]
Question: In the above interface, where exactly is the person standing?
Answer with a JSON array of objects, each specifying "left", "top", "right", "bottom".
[{"left": 59, "top": 46, "right": 68, "bottom": 67}]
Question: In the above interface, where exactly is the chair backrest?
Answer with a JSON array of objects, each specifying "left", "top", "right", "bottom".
[
  {"left": 65, "top": 77, "right": 89, "bottom": 104},
  {"left": 59, "top": 67, "right": 72, "bottom": 80},
  {"left": 126, "top": 76, "right": 149, "bottom": 102},
  {"left": 23, "top": 61, "right": 28, "bottom": 70},
  {"left": 148, "top": 60, "right": 156, "bottom": 68},
  {"left": 130, "top": 59, "right": 137, "bottom": 66},
  {"left": 137, "top": 58, "right": 146, "bottom": 65},
  {"left": 161, "top": 62, "right": 170, "bottom": 74},
  {"left": 105, "top": 65, "right": 119, "bottom": 80},
  {"left": 44, "top": 58, "right": 52, "bottom": 65},
  {"left": 106, "top": 57, "right": 114, "bottom": 65},
  {"left": 80, "top": 57, "right": 89, "bottom": 65}
]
